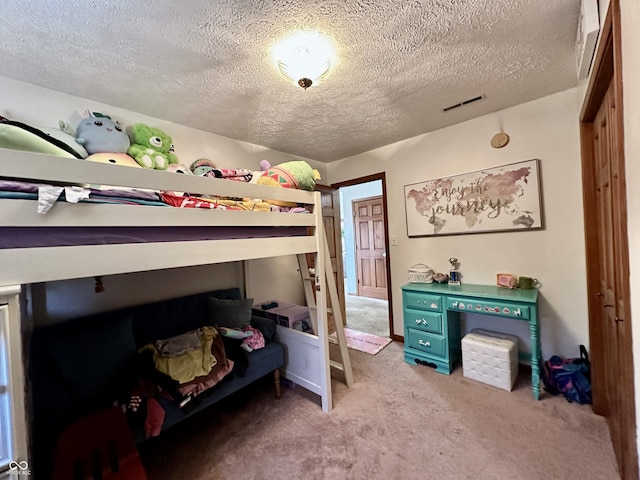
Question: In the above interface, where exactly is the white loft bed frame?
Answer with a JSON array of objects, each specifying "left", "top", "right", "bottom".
[
  {"left": 0, "top": 147, "right": 337, "bottom": 420},
  {"left": 0, "top": 149, "right": 322, "bottom": 285}
]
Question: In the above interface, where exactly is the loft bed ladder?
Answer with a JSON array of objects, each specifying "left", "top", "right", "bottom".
[
  {"left": 291, "top": 215, "right": 354, "bottom": 412},
  {"left": 297, "top": 238, "right": 354, "bottom": 387},
  {"left": 252, "top": 195, "right": 353, "bottom": 413}
]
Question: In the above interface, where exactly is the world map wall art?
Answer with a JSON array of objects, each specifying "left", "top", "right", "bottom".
[{"left": 404, "top": 159, "right": 543, "bottom": 237}]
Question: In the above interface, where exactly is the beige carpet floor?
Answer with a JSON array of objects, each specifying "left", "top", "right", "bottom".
[
  {"left": 345, "top": 294, "right": 389, "bottom": 338},
  {"left": 139, "top": 341, "right": 619, "bottom": 480}
]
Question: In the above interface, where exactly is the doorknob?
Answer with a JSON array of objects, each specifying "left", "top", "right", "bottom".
[
  {"left": 615, "top": 317, "right": 623, "bottom": 322},
  {"left": 604, "top": 304, "right": 614, "bottom": 308},
  {"left": 382, "top": 252, "right": 386, "bottom": 257}
]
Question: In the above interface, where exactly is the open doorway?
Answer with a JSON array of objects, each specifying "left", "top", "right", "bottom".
[{"left": 334, "top": 173, "right": 394, "bottom": 340}]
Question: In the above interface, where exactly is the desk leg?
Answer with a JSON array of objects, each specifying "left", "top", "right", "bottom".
[{"left": 529, "top": 310, "right": 541, "bottom": 400}]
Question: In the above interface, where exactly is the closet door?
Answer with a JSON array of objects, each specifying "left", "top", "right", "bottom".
[
  {"left": 592, "top": 73, "right": 636, "bottom": 480},
  {"left": 594, "top": 81, "right": 618, "bottom": 418},
  {"left": 581, "top": 3, "right": 637, "bottom": 476}
]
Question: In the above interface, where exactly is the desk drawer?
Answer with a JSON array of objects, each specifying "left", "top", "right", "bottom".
[
  {"left": 403, "top": 292, "right": 442, "bottom": 312},
  {"left": 407, "top": 329, "right": 446, "bottom": 357},
  {"left": 447, "top": 297, "right": 530, "bottom": 320},
  {"left": 404, "top": 310, "right": 443, "bottom": 334}
]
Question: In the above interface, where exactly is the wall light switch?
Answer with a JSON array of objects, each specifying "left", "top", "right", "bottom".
[{"left": 391, "top": 235, "right": 398, "bottom": 246}]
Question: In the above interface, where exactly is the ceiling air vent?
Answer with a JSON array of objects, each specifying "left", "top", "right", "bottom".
[{"left": 442, "top": 94, "right": 485, "bottom": 112}]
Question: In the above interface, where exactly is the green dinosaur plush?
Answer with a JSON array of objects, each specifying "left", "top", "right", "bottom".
[{"left": 127, "top": 123, "right": 179, "bottom": 170}]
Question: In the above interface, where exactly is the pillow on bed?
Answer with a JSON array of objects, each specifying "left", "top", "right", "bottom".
[{"left": 208, "top": 297, "right": 253, "bottom": 329}]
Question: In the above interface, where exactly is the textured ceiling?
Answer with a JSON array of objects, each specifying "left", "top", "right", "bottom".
[{"left": 0, "top": 0, "right": 581, "bottom": 162}]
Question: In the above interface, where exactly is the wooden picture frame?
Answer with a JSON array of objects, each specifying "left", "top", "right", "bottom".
[{"left": 404, "top": 159, "right": 543, "bottom": 237}]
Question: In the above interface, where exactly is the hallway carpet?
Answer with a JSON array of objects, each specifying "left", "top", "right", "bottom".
[{"left": 345, "top": 294, "right": 389, "bottom": 338}]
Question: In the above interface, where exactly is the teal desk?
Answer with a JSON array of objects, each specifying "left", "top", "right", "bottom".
[{"left": 402, "top": 283, "right": 541, "bottom": 399}]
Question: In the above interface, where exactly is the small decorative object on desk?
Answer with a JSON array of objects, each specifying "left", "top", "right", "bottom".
[
  {"left": 448, "top": 257, "right": 460, "bottom": 285},
  {"left": 433, "top": 272, "right": 449, "bottom": 284},
  {"left": 518, "top": 276, "right": 540, "bottom": 290},
  {"left": 408, "top": 264, "right": 434, "bottom": 283},
  {"left": 497, "top": 273, "right": 518, "bottom": 289}
]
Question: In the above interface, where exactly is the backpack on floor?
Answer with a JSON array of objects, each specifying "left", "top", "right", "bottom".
[{"left": 541, "top": 345, "right": 592, "bottom": 404}]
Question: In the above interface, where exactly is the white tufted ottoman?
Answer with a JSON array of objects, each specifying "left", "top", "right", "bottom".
[{"left": 461, "top": 329, "right": 518, "bottom": 391}]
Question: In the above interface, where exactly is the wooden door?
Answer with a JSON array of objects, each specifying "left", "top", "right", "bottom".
[
  {"left": 594, "top": 80, "right": 621, "bottom": 426},
  {"left": 581, "top": 3, "right": 637, "bottom": 477},
  {"left": 592, "top": 74, "right": 636, "bottom": 480},
  {"left": 354, "top": 196, "right": 388, "bottom": 300},
  {"left": 306, "top": 185, "right": 346, "bottom": 328}
]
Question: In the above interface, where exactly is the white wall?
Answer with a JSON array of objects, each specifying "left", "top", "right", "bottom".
[
  {"left": 620, "top": 0, "right": 640, "bottom": 466},
  {"left": 244, "top": 257, "right": 307, "bottom": 307},
  {"left": 599, "top": 0, "right": 611, "bottom": 25},
  {"left": 327, "top": 88, "right": 586, "bottom": 359},
  {"left": 0, "top": 75, "right": 325, "bottom": 322},
  {"left": 0, "top": 76, "right": 327, "bottom": 178},
  {"left": 28, "top": 263, "right": 243, "bottom": 326}
]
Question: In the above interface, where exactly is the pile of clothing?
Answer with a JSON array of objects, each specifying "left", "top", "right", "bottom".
[{"left": 128, "top": 325, "right": 265, "bottom": 438}]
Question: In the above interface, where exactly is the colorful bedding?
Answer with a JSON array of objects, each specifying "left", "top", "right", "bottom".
[
  {"left": 0, "top": 179, "right": 167, "bottom": 208},
  {"left": 0, "top": 226, "right": 308, "bottom": 249},
  {"left": 0, "top": 177, "right": 311, "bottom": 249},
  {"left": 0, "top": 179, "right": 310, "bottom": 212},
  {"left": 160, "top": 192, "right": 272, "bottom": 211}
]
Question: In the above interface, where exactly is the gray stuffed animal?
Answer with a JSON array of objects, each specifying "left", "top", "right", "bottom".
[{"left": 74, "top": 111, "right": 130, "bottom": 155}]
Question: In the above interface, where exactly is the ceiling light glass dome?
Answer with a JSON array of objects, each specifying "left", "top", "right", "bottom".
[{"left": 273, "top": 31, "right": 336, "bottom": 89}]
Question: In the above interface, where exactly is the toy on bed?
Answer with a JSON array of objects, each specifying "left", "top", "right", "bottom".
[
  {"left": 167, "top": 163, "right": 192, "bottom": 175},
  {"left": 219, "top": 326, "right": 265, "bottom": 353},
  {"left": 190, "top": 158, "right": 253, "bottom": 182},
  {"left": 82, "top": 153, "right": 164, "bottom": 195},
  {"left": 248, "top": 159, "right": 272, "bottom": 184},
  {"left": 255, "top": 160, "right": 320, "bottom": 191},
  {"left": 253, "top": 160, "right": 321, "bottom": 207},
  {"left": 41, "top": 123, "right": 89, "bottom": 158},
  {"left": 162, "top": 163, "right": 193, "bottom": 197},
  {"left": 85, "top": 152, "right": 143, "bottom": 168},
  {"left": 74, "top": 111, "right": 131, "bottom": 155},
  {"left": 127, "top": 123, "right": 179, "bottom": 170},
  {"left": 0, "top": 115, "right": 87, "bottom": 159}
]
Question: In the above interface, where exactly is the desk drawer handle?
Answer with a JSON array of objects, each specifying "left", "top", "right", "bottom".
[
  {"left": 415, "top": 318, "right": 429, "bottom": 326},
  {"left": 415, "top": 300, "right": 438, "bottom": 309},
  {"left": 418, "top": 339, "right": 431, "bottom": 348}
]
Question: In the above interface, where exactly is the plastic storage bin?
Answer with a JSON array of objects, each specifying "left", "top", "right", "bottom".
[{"left": 408, "top": 264, "right": 434, "bottom": 283}]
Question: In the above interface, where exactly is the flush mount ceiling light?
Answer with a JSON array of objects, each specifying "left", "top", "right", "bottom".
[{"left": 272, "top": 31, "right": 335, "bottom": 89}]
